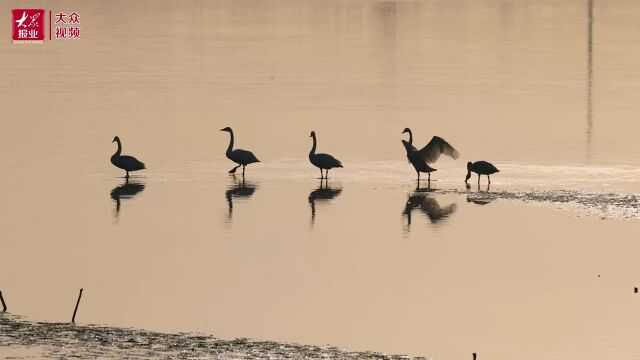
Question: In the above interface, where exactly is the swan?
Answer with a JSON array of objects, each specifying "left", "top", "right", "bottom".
[
  {"left": 465, "top": 161, "right": 499, "bottom": 184},
  {"left": 309, "top": 131, "right": 343, "bottom": 179},
  {"left": 111, "top": 136, "right": 146, "bottom": 179},
  {"left": 401, "top": 128, "right": 459, "bottom": 181},
  {"left": 220, "top": 127, "right": 260, "bottom": 176}
]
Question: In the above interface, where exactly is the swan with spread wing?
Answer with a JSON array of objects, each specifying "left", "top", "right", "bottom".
[{"left": 401, "top": 128, "right": 460, "bottom": 181}]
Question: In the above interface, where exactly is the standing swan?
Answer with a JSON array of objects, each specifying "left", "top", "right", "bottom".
[
  {"left": 465, "top": 161, "right": 499, "bottom": 184},
  {"left": 111, "top": 136, "right": 146, "bottom": 179},
  {"left": 220, "top": 127, "right": 260, "bottom": 177},
  {"left": 309, "top": 131, "right": 343, "bottom": 179},
  {"left": 401, "top": 128, "right": 460, "bottom": 181}
]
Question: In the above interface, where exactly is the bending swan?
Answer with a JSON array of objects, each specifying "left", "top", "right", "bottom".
[
  {"left": 111, "top": 136, "right": 146, "bottom": 179},
  {"left": 309, "top": 131, "right": 343, "bottom": 179},
  {"left": 465, "top": 161, "right": 499, "bottom": 184},
  {"left": 220, "top": 127, "right": 260, "bottom": 176}
]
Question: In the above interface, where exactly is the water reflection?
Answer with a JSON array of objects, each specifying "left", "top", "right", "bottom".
[
  {"left": 402, "top": 183, "right": 457, "bottom": 232},
  {"left": 110, "top": 178, "right": 145, "bottom": 219},
  {"left": 466, "top": 182, "right": 491, "bottom": 192},
  {"left": 308, "top": 179, "right": 342, "bottom": 228},
  {"left": 225, "top": 175, "right": 257, "bottom": 222},
  {"left": 466, "top": 183, "right": 494, "bottom": 205},
  {"left": 586, "top": 0, "right": 594, "bottom": 160},
  {"left": 466, "top": 195, "right": 494, "bottom": 206}
]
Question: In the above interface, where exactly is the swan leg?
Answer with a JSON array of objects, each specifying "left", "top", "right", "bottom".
[
  {"left": 417, "top": 171, "right": 420, "bottom": 181},
  {"left": 326, "top": 169, "right": 329, "bottom": 179},
  {"left": 477, "top": 174, "right": 480, "bottom": 185},
  {"left": 242, "top": 165, "right": 246, "bottom": 177},
  {"left": 125, "top": 171, "right": 129, "bottom": 179},
  {"left": 488, "top": 175, "right": 491, "bottom": 184},
  {"left": 428, "top": 172, "right": 431, "bottom": 181},
  {"left": 228, "top": 165, "right": 240, "bottom": 174}
]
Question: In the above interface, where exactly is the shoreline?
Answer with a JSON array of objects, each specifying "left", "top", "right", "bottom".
[{"left": 0, "top": 314, "right": 421, "bottom": 360}]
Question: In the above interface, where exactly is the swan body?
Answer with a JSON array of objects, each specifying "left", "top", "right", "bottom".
[
  {"left": 401, "top": 128, "right": 459, "bottom": 181},
  {"left": 402, "top": 139, "right": 437, "bottom": 181},
  {"left": 110, "top": 136, "right": 145, "bottom": 178},
  {"left": 309, "top": 131, "right": 342, "bottom": 179},
  {"left": 220, "top": 127, "right": 260, "bottom": 176},
  {"left": 465, "top": 160, "right": 499, "bottom": 184}
]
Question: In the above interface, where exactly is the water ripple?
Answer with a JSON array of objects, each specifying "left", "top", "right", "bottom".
[{"left": 450, "top": 189, "right": 640, "bottom": 219}]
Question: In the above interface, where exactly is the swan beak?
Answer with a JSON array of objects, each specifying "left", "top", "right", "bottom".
[{"left": 465, "top": 173, "right": 471, "bottom": 183}]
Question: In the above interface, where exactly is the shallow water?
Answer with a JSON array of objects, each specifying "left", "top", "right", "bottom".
[{"left": 1, "top": 0, "right": 640, "bottom": 359}]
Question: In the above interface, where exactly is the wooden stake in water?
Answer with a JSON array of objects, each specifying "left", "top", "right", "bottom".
[
  {"left": 0, "top": 291, "right": 6, "bottom": 312},
  {"left": 72, "top": 288, "right": 83, "bottom": 323}
]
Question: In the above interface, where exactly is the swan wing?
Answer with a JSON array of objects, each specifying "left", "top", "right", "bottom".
[
  {"left": 230, "top": 149, "right": 260, "bottom": 164},
  {"left": 417, "top": 136, "right": 460, "bottom": 163},
  {"left": 113, "top": 155, "right": 146, "bottom": 170},
  {"left": 313, "top": 153, "right": 342, "bottom": 168}
]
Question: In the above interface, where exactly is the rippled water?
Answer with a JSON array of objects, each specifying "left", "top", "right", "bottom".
[
  {"left": 1, "top": 0, "right": 640, "bottom": 359},
  {"left": 0, "top": 315, "right": 416, "bottom": 359}
]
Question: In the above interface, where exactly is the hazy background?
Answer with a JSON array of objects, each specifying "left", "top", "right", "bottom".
[{"left": 1, "top": 1, "right": 640, "bottom": 359}]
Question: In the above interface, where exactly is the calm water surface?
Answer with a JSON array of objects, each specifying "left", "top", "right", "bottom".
[{"left": 1, "top": 0, "right": 640, "bottom": 359}]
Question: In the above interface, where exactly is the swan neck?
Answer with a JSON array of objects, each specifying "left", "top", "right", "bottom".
[
  {"left": 114, "top": 139, "right": 122, "bottom": 156},
  {"left": 408, "top": 130, "right": 413, "bottom": 145},
  {"left": 309, "top": 134, "right": 317, "bottom": 157},
  {"left": 226, "top": 130, "right": 234, "bottom": 155}
]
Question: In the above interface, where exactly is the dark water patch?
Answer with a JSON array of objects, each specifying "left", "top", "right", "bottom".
[{"left": 0, "top": 315, "right": 422, "bottom": 359}]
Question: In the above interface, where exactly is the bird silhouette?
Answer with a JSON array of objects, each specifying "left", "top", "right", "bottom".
[
  {"left": 465, "top": 161, "right": 499, "bottom": 185},
  {"left": 220, "top": 127, "right": 260, "bottom": 177},
  {"left": 309, "top": 131, "right": 343, "bottom": 179},
  {"left": 111, "top": 136, "right": 146, "bottom": 179},
  {"left": 308, "top": 179, "right": 342, "bottom": 226},
  {"left": 401, "top": 128, "right": 459, "bottom": 181}
]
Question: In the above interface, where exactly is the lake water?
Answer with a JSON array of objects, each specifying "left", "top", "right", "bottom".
[{"left": 1, "top": 0, "right": 640, "bottom": 359}]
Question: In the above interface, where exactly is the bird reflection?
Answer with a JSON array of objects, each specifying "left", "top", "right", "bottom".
[
  {"left": 403, "top": 184, "right": 456, "bottom": 231},
  {"left": 308, "top": 179, "right": 342, "bottom": 227},
  {"left": 225, "top": 175, "right": 257, "bottom": 221},
  {"left": 465, "top": 182, "right": 494, "bottom": 205},
  {"left": 110, "top": 178, "right": 145, "bottom": 219}
]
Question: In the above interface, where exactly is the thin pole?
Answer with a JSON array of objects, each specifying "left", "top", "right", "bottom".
[
  {"left": 72, "top": 288, "right": 83, "bottom": 323},
  {"left": 0, "top": 291, "right": 6, "bottom": 312}
]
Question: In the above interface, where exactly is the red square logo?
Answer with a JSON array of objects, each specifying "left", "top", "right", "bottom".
[{"left": 12, "top": 9, "right": 45, "bottom": 41}]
